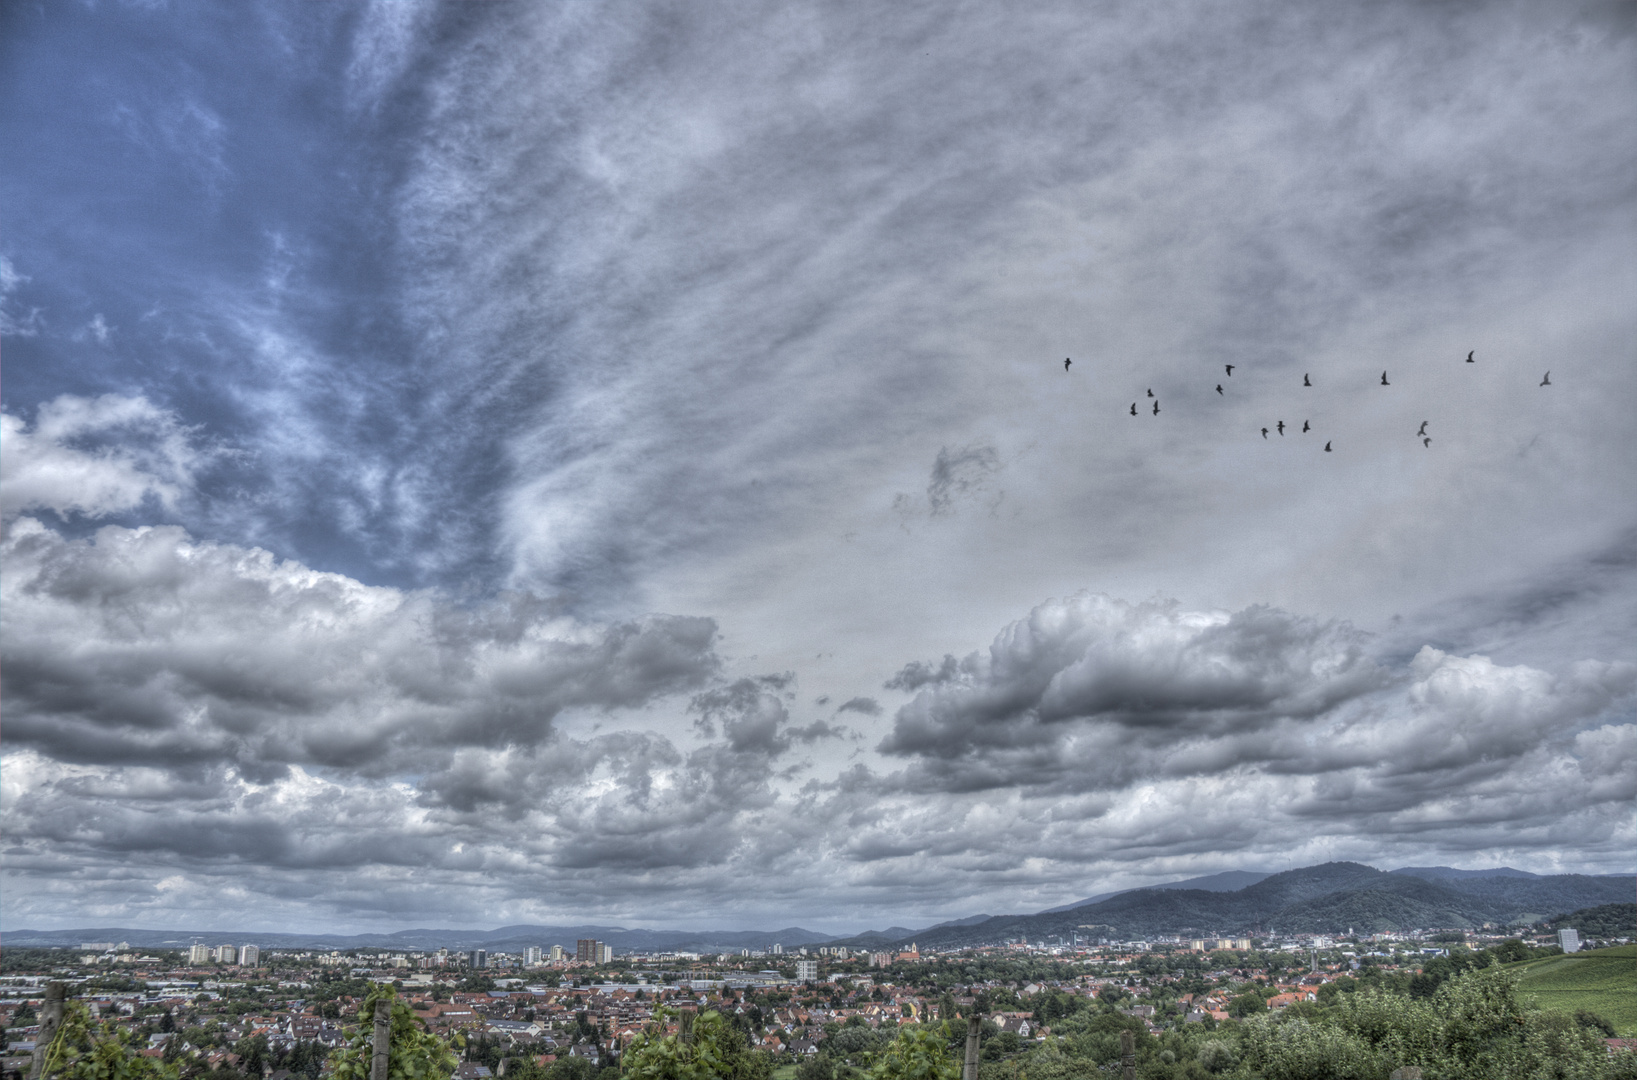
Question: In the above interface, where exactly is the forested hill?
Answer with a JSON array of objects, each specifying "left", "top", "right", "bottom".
[{"left": 862, "top": 863, "right": 1634, "bottom": 948}]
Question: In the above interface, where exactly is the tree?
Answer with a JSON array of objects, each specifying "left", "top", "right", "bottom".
[
  {"left": 329, "top": 988, "right": 460, "bottom": 1080},
  {"left": 869, "top": 1024, "right": 959, "bottom": 1080},
  {"left": 1227, "top": 992, "right": 1267, "bottom": 1018},
  {"left": 621, "top": 1010, "right": 771, "bottom": 1080},
  {"left": 35, "top": 1001, "right": 180, "bottom": 1080}
]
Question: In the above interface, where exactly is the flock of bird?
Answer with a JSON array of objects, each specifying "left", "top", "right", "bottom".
[{"left": 1061, "top": 349, "right": 1553, "bottom": 452}]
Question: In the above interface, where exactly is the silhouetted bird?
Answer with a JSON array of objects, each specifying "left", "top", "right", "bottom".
[
  {"left": 1261, "top": 428, "right": 1268, "bottom": 439},
  {"left": 1277, "top": 421, "right": 1285, "bottom": 435},
  {"left": 1540, "top": 371, "right": 1551, "bottom": 386},
  {"left": 1303, "top": 374, "right": 1311, "bottom": 387},
  {"left": 1302, "top": 421, "right": 1309, "bottom": 433},
  {"left": 1152, "top": 400, "right": 1160, "bottom": 415},
  {"left": 1423, "top": 437, "right": 1431, "bottom": 448},
  {"left": 1466, "top": 351, "right": 1475, "bottom": 363},
  {"left": 1225, "top": 364, "right": 1235, "bottom": 376},
  {"left": 1130, "top": 403, "right": 1137, "bottom": 416},
  {"left": 1324, "top": 441, "right": 1332, "bottom": 452},
  {"left": 1417, "top": 421, "right": 1428, "bottom": 437},
  {"left": 1064, "top": 358, "right": 1071, "bottom": 371},
  {"left": 1216, "top": 384, "right": 1223, "bottom": 395},
  {"left": 1147, "top": 388, "right": 1154, "bottom": 397},
  {"left": 1381, "top": 371, "right": 1390, "bottom": 386}
]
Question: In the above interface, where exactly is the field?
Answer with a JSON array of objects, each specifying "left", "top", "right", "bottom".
[{"left": 1511, "top": 944, "right": 1637, "bottom": 1036}]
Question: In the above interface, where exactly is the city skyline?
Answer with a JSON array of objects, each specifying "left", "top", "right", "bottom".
[{"left": 2, "top": 2, "right": 1633, "bottom": 934}]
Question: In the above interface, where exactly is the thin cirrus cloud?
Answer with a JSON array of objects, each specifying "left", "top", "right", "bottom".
[{"left": 1, "top": 0, "right": 1634, "bottom": 931}]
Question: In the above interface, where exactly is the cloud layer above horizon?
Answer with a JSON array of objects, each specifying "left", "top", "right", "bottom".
[{"left": 2, "top": 0, "right": 1634, "bottom": 932}]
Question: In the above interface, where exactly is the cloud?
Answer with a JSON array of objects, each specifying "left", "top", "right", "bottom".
[
  {"left": 0, "top": 255, "right": 43, "bottom": 336},
  {"left": 869, "top": 594, "right": 1634, "bottom": 856},
  {"left": 925, "top": 443, "right": 1002, "bottom": 517},
  {"left": 0, "top": 517, "right": 722, "bottom": 780},
  {"left": 880, "top": 594, "right": 1382, "bottom": 764},
  {"left": 0, "top": 394, "right": 206, "bottom": 520},
  {"left": 1, "top": 574, "right": 1632, "bottom": 929},
  {"left": 2, "top": 2, "right": 1634, "bottom": 931}
]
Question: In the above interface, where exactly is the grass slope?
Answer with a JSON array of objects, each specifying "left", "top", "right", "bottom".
[{"left": 1512, "top": 944, "right": 1637, "bottom": 1037}]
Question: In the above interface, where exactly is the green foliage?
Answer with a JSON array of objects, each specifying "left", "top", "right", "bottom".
[
  {"left": 1194, "top": 1039, "right": 1234, "bottom": 1074},
  {"left": 37, "top": 1001, "right": 181, "bottom": 1080},
  {"left": 622, "top": 1009, "right": 772, "bottom": 1080},
  {"left": 1539, "top": 904, "right": 1636, "bottom": 940},
  {"left": 868, "top": 1024, "right": 959, "bottom": 1080},
  {"left": 1237, "top": 966, "right": 1621, "bottom": 1080},
  {"left": 1225, "top": 994, "right": 1266, "bottom": 1019},
  {"left": 1239, "top": 1016, "right": 1386, "bottom": 1080},
  {"left": 328, "top": 987, "right": 459, "bottom": 1080}
]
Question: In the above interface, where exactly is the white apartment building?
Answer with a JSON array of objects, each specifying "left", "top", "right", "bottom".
[{"left": 239, "top": 945, "right": 260, "bottom": 967}]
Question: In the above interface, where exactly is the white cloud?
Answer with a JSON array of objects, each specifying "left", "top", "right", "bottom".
[
  {"left": 0, "top": 394, "right": 204, "bottom": 520},
  {"left": 0, "top": 254, "right": 43, "bottom": 336}
]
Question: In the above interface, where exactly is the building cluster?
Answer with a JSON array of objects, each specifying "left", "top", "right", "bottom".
[{"left": 0, "top": 937, "right": 1460, "bottom": 1078}]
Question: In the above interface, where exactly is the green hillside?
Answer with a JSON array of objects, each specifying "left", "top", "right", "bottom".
[{"left": 1512, "top": 943, "right": 1637, "bottom": 1036}]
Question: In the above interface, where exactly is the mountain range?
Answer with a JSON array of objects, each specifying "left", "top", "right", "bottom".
[
  {"left": 8, "top": 862, "right": 1630, "bottom": 953},
  {"left": 839, "top": 863, "right": 1634, "bottom": 948}
]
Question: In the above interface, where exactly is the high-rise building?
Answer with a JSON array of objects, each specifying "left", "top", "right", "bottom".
[
  {"left": 794, "top": 960, "right": 818, "bottom": 983},
  {"left": 771, "top": 943, "right": 783, "bottom": 955},
  {"left": 599, "top": 944, "right": 613, "bottom": 964},
  {"left": 1558, "top": 928, "right": 1581, "bottom": 954},
  {"left": 467, "top": 950, "right": 487, "bottom": 969},
  {"left": 214, "top": 945, "right": 238, "bottom": 965},
  {"left": 188, "top": 944, "right": 211, "bottom": 965},
  {"left": 550, "top": 944, "right": 564, "bottom": 962},
  {"left": 239, "top": 945, "right": 260, "bottom": 968},
  {"left": 526, "top": 946, "right": 543, "bottom": 965},
  {"left": 576, "top": 939, "right": 603, "bottom": 963}
]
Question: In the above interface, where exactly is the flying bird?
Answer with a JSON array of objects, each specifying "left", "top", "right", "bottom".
[
  {"left": 1261, "top": 427, "right": 1268, "bottom": 439},
  {"left": 1540, "top": 371, "right": 1551, "bottom": 386},
  {"left": 1417, "top": 421, "right": 1428, "bottom": 436},
  {"left": 1225, "top": 364, "right": 1234, "bottom": 376},
  {"left": 1277, "top": 421, "right": 1285, "bottom": 435},
  {"left": 1302, "top": 421, "right": 1309, "bottom": 433},
  {"left": 1147, "top": 388, "right": 1154, "bottom": 397},
  {"left": 1381, "top": 371, "right": 1390, "bottom": 386},
  {"left": 1216, "top": 384, "right": 1223, "bottom": 395},
  {"left": 1466, "top": 351, "right": 1475, "bottom": 363},
  {"left": 1152, "top": 400, "right": 1160, "bottom": 415},
  {"left": 1423, "top": 437, "right": 1431, "bottom": 448},
  {"left": 1064, "top": 358, "right": 1071, "bottom": 371},
  {"left": 1324, "top": 441, "right": 1332, "bottom": 452},
  {"left": 1303, "top": 374, "right": 1311, "bottom": 387},
  {"left": 1130, "top": 403, "right": 1137, "bottom": 416}
]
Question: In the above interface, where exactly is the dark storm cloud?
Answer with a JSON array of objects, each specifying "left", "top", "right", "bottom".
[
  {"left": 0, "top": 514, "right": 721, "bottom": 778},
  {"left": 881, "top": 595, "right": 1382, "bottom": 760},
  {"left": 867, "top": 594, "right": 1636, "bottom": 840}
]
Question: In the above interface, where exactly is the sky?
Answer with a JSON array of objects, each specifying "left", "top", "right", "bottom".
[{"left": 2, "top": 0, "right": 1634, "bottom": 936}]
